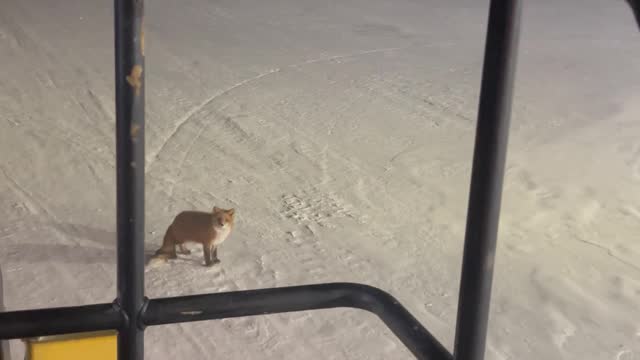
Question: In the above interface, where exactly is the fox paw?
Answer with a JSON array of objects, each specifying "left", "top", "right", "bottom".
[{"left": 204, "top": 259, "right": 221, "bottom": 267}]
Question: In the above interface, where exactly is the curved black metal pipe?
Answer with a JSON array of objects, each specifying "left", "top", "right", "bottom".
[
  {"left": 141, "top": 283, "right": 452, "bottom": 360},
  {"left": 627, "top": 0, "right": 640, "bottom": 30}
]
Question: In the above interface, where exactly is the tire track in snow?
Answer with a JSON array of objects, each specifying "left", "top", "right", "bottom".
[
  {"left": 145, "top": 44, "right": 446, "bottom": 172},
  {"left": 146, "top": 68, "right": 282, "bottom": 170}
]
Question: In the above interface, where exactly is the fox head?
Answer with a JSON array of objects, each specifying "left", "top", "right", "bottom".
[{"left": 212, "top": 206, "right": 235, "bottom": 228}]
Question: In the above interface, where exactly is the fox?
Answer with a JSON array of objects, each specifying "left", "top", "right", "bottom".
[{"left": 148, "top": 206, "right": 236, "bottom": 267}]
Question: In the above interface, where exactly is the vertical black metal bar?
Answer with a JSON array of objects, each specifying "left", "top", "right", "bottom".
[
  {"left": 453, "top": 1, "right": 521, "bottom": 360},
  {"left": 0, "top": 267, "right": 9, "bottom": 360},
  {"left": 114, "top": 0, "right": 145, "bottom": 359}
]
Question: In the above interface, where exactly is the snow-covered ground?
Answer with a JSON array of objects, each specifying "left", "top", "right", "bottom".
[{"left": 1, "top": 0, "right": 639, "bottom": 359}]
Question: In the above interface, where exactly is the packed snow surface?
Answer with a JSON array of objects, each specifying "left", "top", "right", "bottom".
[{"left": 1, "top": 0, "right": 639, "bottom": 359}]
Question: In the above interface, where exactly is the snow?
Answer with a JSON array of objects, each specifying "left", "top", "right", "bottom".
[{"left": 1, "top": 0, "right": 639, "bottom": 359}]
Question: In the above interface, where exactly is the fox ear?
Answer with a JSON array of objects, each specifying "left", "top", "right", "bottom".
[
  {"left": 227, "top": 208, "right": 235, "bottom": 216},
  {"left": 213, "top": 206, "right": 221, "bottom": 213}
]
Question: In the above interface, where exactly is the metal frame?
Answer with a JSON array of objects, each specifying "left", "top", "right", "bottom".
[
  {"left": 453, "top": 1, "right": 520, "bottom": 359},
  {"left": 1, "top": 0, "right": 637, "bottom": 359},
  {"left": 114, "top": 0, "right": 145, "bottom": 358},
  {"left": 0, "top": 267, "right": 8, "bottom": 360},
  {"left": 628, "top": 0, "right": 640, "bottom": 30}
]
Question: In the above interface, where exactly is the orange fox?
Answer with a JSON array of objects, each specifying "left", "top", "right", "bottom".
[{"left": 149, "top": 206, "right": 235, "bottom": 267}]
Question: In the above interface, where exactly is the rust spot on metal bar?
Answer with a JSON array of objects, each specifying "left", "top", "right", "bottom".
[
  {"left": 180, "top": 310, "right": 203, "bottom": 316},
  {"left": 139, "top": 18, "right": 145, "bottom": 57},
  {"left": 130, "top": 124, "right": 140, "bottom": 139},
  {"left": 126, "top": 65, "right": 143, "bottom": 96}
]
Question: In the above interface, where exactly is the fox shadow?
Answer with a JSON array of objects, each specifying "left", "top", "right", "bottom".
[{"left": 1, "top": 223, "right": 160, "bottom": 265}]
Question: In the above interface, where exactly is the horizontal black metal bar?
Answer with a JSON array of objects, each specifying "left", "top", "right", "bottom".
[
  {"left": 142, "top": 282, "right": 452, "bottom": 360},
  {"left": 0, "top": 303, "right": 124, "bottom": 340}
]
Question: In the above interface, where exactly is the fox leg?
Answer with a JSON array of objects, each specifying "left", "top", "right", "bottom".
[
  {"left": 177, "top": 244, "right": 191, "bottom": 255},
  {"left": 203, "top": 241, "right": 214, "bottom": 266},
  {"left": 211, "top": 247, "right": 221, "bottom": 264}
]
